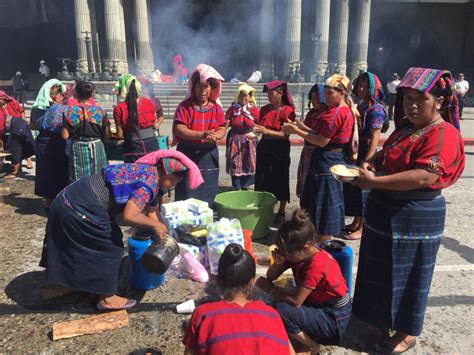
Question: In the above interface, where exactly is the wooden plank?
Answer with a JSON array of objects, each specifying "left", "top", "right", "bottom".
[{"left": 52, "top": 310, "right": 129, "bottom": 340}]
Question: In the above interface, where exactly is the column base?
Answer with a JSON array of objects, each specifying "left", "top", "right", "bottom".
[
  {"left": 75, "top": 59, "right": 89, "bottom": 75},
  {"left": 136, "top": 60, "right": 155, "bottom": 77},
  {"left": 348, "top": 62, "right": 368, "bottom": 80},
  {"left": 260, "top": 62, "right": 274, "bottom": 81}
]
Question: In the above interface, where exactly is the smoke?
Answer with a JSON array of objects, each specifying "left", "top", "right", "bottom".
[{"left": 149, "top": 0, "right": 261, "bottom": 80}]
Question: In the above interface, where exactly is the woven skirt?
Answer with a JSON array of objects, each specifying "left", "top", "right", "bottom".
[
  {"left": 39, "top": 177, "right": 123, "bottom": 294},
  {"left": 352, "top": 189, "right": 445, "bottom": 336},
  {"left": 255, "top": 138, "right": 291, "bottom": 201},
  {"left": 123, "top": 136, "right": 160, "bottom": 163},
  {"left": 69, "top": 139, "right": 107, "bottom": 182},
  {"left": 35, "top": 133, "right": 70, "bottom": 199},
  {"left": 301, "top": 150, "right": 346, "bottom": 236},
  {"left": 175, "top": 142, "right": 220, "bottom": 207}
]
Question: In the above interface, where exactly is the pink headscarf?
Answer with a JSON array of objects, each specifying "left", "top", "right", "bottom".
[
  {"left": 136, "top": 149, "right": 204, "bottom": 190},
  {"left": 185, "top": 64, "right": 224, "bottom": 104}
]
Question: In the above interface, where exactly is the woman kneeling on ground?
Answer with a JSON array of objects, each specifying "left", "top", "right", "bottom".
[
  {"left": 40, "top": 150, "right": 203, "bottom": 311},
  {"left": 256, "top": 209, "right": 351, "bottom": 354},
  {"left": 183, "top": 243, "right": 293, "bottom": 355}
]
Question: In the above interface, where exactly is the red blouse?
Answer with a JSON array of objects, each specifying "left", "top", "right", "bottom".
[
  {"left": 375, "top": 121, "right": 465, "bottom": 190},
  {"left": 314, "top": 106, "right": 354, "bottom": 145},
  {"left": 183, "top": 300, "right": 290, "bottom": 355},
  {"left": 225, "top": 103, "right": 259, "bottom": 130},
  {"left": 113, "top": 97, "right": 157, "bottom": 129},
  {"left": 285, "top": 250, "right": 347, "bottom": 304},
  {"left": 174, "top": 99, "right": 226, "bottom": 144},
  {"left": 258, "top": 104, "right": 295, "bottom": 131},
  {"left": 304, "top": 108, "right": 322, "bottom": 129},
  {"left": 1, "top": 100, "right": 24, "bottom": 118}
]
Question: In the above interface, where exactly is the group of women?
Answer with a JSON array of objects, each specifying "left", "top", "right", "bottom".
[
  {"left": 182, "top": 66, "right": 465, "bottom": 354},
  {"left": 0, "top": 63, "right": 465, "bottom": 354}
]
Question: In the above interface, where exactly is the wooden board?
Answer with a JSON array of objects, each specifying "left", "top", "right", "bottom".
[{"left": 52, "top": 310, "right": 129, "bottom": 340}]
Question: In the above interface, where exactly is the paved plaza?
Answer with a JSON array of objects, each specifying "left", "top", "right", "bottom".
[{"left": 0, "top": 117, "right": 473, "bottom": 354}]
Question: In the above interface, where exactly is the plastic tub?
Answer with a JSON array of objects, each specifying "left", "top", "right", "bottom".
[
  {"left": 128, "top": 235, "right": 165, "bottom": 290},
  {"left": 214, "top": 191, "right": 277, "bottom": 239}
]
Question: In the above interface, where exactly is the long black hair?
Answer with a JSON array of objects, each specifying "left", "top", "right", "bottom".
[
  {"left": 217, "top": 243, "right": 256, "bottom": 300},
  {"left": 125, "top": 80, "right": 140, "bottom": 135}
]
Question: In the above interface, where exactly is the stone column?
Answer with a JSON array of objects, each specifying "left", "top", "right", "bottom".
[
  {"left": 259, "top": 0, "right": 274, "bottom": 80},
  {"left": 74, "top": 0, "right": 93, "bottom": 74},
  {"left": 88, "top": 0, "right": 101, "bottom": 73},
  {"left": 284, "top": 0, "right": 302, "bottom": 78},
  {"left": 133, "top": 0, "right": 154, "bottom": 76},
  {"left": 348, "top": 0, "right": 371, "bottom": 79},
  {"left": 313, "top": 0, "right": 330, "bottom": 81},
  {"left": 104, "top": 0, "right": 128, "bottom": 74},
  {"left": 328, "top": 0, "right": 349, "bottom": 75}
]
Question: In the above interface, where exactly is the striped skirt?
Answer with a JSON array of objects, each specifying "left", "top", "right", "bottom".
[
  {"left": 175, "top": 142, "right": 220, "bottom": 207},
  {"left": 296, "top": 145, "right": 316, "bottom": 198},
  {"left": 69, "top": 139, "right": 107, "bottom": 183},
  {"left": 301, "top": 150, "right": 346, "bottom": 236},
  {"left": 352, "top": 189, "right": 445, "bottom": 336}
]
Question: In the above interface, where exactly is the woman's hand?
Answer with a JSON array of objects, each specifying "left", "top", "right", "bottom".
[
  {"left": 281, "top": 122, "right": 298, "bottom": 135},
  {"left": 152, "top": 222, "right": 168, "bottom": 239},
  {"left": 255, "top": 277, "right": 275, "bottom": 294},
  {"left": 360, "top": 161, "right": 376, "bottom": 172},
  {"left": 352, "top": 166, "right": 376, "bottom": 189},
  {"left": 253, "top": 125, "right": 267, "bottom": 135}
]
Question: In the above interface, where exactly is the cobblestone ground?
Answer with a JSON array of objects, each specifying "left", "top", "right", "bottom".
[{"left": 0, "top": 144, "right": 472, "bottom": 354}]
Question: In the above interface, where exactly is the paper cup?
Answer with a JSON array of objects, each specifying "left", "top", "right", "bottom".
[{"left": 176, "top": 299, "right": 195, "bottom": 314}]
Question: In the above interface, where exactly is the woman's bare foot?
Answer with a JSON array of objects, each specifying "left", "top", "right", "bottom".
[
  {"left": 385, "top": 332, "right": 416, "bottom": 353},
  {"left": 26, "top": 158, "right": 33, "bottom": 169}
]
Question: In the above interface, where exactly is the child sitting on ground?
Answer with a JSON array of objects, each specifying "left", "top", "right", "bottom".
[
  {"left": 256, "top": 209, "right": 351, "bottom": 354},
  {"left": 183, "top": 243, "right": 293, "bottom": 355}
]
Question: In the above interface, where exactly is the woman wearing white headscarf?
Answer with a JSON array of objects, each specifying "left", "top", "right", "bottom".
[{"left": 225, "top": 83, "right": 259, "bottom": 190}]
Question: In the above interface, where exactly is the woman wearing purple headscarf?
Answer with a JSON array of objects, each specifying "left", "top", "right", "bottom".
[{"left": 254, "top": 80, "right": 295, "bottom": 222}]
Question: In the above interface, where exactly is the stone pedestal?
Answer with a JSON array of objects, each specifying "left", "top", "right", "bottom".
[
  {"left": 133, "top": 0, "right": 154, "bottom": 76},
  {"left": 328, "top": 0, "right": 349, "bottom": 76},
  {"left": 348, "top": 0, "right": 371, "bottom": 79}
]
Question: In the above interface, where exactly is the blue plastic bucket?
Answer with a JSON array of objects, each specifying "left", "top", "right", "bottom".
[{"left": 128, "top": 236, "right": 165, "bottom": 290}]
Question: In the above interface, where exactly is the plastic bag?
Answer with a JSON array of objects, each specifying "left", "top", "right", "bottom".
[
  {"left": 174, "top": 224, "right": 208, "bottom": 246},
  {"left": 207, "top": 218, "right": 244, "bottom": 274}
]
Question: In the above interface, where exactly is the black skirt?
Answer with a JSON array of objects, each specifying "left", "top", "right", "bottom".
[
  {"left": 255, "top": 138, "right": 291, "bottom": 201},
  {"left": 39, "top": 176, "right": 124, "bottom": 294}
]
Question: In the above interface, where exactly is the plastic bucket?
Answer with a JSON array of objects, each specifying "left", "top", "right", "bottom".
[
  {"left": 320, "top": 240, "right": 353, "bottom": 294},
  {"left": 214, "top": 191, "right": 277, "bottom": 239},
  {"left": 128, "top": 236, "right": 165, "bottom": 290}
]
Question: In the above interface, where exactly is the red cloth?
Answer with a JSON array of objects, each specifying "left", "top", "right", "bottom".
[
  {"left": 183, "top": 300, "right": 290, "bottom": 355},
  {"left": 314, "top": 106, "right": 354, "bottom": 145},
  {"left": 258, "top": 104, "right": 295, "bottom": 131},
  {"left": 113, "top": 97, "right": 157, "bottom": 129},
  {"left": 0, "top": 100, "right": 24, "bottom": 118},
  {"left": 303, "top": 108, "right": 321, "bottom": 129},
  {"left": 174, "top": 99, "right": 226, "bottom": 144},
  {"left": 225, "top": 104, "right": 259, "bottom": 130},
  {"left": 286, "top": 250, "right": 347, "bottom": 304},
  {"left": 375, "top": 121, "right": 465, "bottom": 189}
]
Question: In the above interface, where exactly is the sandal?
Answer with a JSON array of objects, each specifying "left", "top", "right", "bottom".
[
  {"left": 3, "top": 173, "right": 18, "bottom": 180},
  {"left": 339, "top": 229, "right": 362, "bottom": 241},
  {"left": 387, "top": 339, "right": 416, "bottom": 354},
  {"left": 96, "top": 298, "right": 137, "bottom": 311}
]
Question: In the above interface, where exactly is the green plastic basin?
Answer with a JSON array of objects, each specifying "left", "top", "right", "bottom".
[{"left": 214, "top": 191, "right": 277, "bottom": 239}]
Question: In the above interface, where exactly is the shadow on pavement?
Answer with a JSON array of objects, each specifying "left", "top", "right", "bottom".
[
  {"left": 441, "top": 236, "right": 474, "bottom": 263},
  {"left": 0, "top": 192, "right": 46, "bottom": 216}
]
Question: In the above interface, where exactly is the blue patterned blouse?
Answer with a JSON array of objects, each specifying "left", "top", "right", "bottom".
[
  {"left": 358, "top": 102, "right": 386, "bottom": 138},
  {"left": 103, "top": 164, "right": 159, "bottom": 210},
  {"left": 37, "top": 103, "right": 68, "bottom": 134}
]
